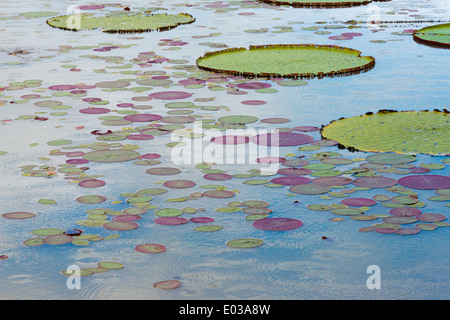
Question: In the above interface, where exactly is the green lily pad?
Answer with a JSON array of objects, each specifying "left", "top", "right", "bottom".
[
  {"left": 226, "top": 238, "right": 264, "bottom": 248},
  {"left": 196, "top": 44, "right": 375, "bottom": 78},
  {"left": 47, "top": 12, "right": 195, "bottom": 33},
  {"left": 321, "top": 110, "right": 449, "bottom": 155}
]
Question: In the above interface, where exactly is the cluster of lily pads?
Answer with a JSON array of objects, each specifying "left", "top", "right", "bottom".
[{"left": 0, "top": 2, "right": 449, "bottom": 294}]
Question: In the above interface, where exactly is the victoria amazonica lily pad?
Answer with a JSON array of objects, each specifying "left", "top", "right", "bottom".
[
  {"left": 321, "top": 110, "right": 450, "bottom": 155},
  {"left": 413, "top": 23, "right": 450, "bottom": 48},
  {"left": 196, "top": 44, "right": 375, "bottom": 79},
  {"left": 47, "top": 12, "right": 195, "bottom": 33},
  {"left": 256, "top": 0, "right": 383, "bottom": 8}
]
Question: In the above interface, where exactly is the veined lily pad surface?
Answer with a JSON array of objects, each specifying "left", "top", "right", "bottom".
[
  {"left": 413, "top": 23, "right": 450, "bottom": 47},
  {"left": 47, "top": 12, "right": 195, "bottom": 33},
  {"left": 321, "top": 110, "right": 450, "bottom": 155},
  {"left": 196, "top": 44, "right": 375, "bottom": 78}
]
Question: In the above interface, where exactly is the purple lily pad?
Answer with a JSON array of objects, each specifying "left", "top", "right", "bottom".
[
  {"left": 189, "top": 217, "right": 215, "bottom": 223},
  {"left": 79, "top": 179, "right": 105, "bottom": 188},
  {"left": 312, "top": 176, "right": 353, "bottom": 186},
  {"left": 49, "top": 84, "right": 77, "bottom": 91},
  {"left": 253, "top": 217, "right": 303, "bottom": 231},
  {"left": 237, "top": 82, "right": 271, "bottom": 90},
  {"left": 127, "top": 134, "right": 154, "bottom": 140},
  {"left": 251, "top": 132, "right": 314, "bottom": 147},
  {"left": 270, "top": 176, "right": 311, "bottom": 186},
  {"left": 241, "top": 100, "right": 266, "bottom": 105},
  {"left": 211, "top": 135, "right": 250, "bottom": 145},
  {"left": 203, "top": 173, "right": 232, "bottom": 181},
  {"left": 203, "top": 190, "right": 235, "bottom": 198},
  {"left": 103, "top": 221, "right": 139, "bottom": 231},
  {"left": 398, "top": 175, "right": 450, "bottom": 190},
  {"left": 79, "top": 107, "right": 111, "bottom": 114},
  {"left": 352, "top": 176, "right": 398, "bottom": 188},
  {"left": 123, "top": 114, "right": 162, "bottom": 122},
  {"left": 341, "top": 198, "right": 377, "bottom": 207},
  {"left": 149, "top": 91, "right": 192, "bottom": 100},
  {"left": 256, "top": 156, "right": 286, "bottom": 164},
  {"left": 292, "top": 126, "right": 320, "bottom": 132},
  {"left": 416, "top": 213, "right": 446, "bottom": 222},
  {"left": 389, "top": 207, "right": 421, "bottom": 217},
  {"left": 396, "top": 228, "right": 421, "bottom": 235},
  {"left": 154, "top": 217, "right": 188, "bottom": 226}
]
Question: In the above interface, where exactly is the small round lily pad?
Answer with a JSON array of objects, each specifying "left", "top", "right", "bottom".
[
  {"left": 226, "top": 238, "right": 264, "bottom": 248},
  {"left": 253, "top": 217, "right": 303, "bottom": 231},
  {"left": 135, "top": 243, "right": 167, "bottom": 254}
]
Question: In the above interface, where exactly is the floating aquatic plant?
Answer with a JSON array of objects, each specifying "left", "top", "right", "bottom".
[
  {"left": 413, "top": 23, "right": 450, "bottom": 48},
  {"left": 321, "top": 110, "right": 450, "bottom": 155},
  {"left": 196, "top": 44, "right": 375, "bottom": 79},
  {"left": 47, "top": 12, "right": 195, "bottom": 33}
]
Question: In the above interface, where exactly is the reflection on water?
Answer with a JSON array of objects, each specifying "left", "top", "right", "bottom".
[{"left": 0, "top": 0, "right": 449, "bottom": 299}]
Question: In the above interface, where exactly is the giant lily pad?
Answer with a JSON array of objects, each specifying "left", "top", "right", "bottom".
[
  {"left": 256, "top": 0, "right": 376, "bottom": 8},
  {"left": 321, "top": 110, "right": 450, "bottom": 155},
  {"left": 47, "top": 12, "right": 195, "bottom": 33},
  {"left": 413, "top": 23, "right": 450, "bottom": 48},
  {"left": 196, "top": 44, "right": 375, "bottom": 78}
]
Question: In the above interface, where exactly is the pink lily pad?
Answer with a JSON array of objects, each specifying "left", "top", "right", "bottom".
[
  {"left": 79, "top": 179, "right": 105, "bottom": 188},
  {"left": 127, "top": 134, "right": 154, "bottom": 140},
  {"left": 341, "top": 198, "right": 377, "bottom": 207},
  {"left": 123, "top": 114, "right": 162, "bottom": 122},
  {"left": 416, "top": 213, "right": 446, "bottom": 222},
  {"left": 189, "top": 217, "right": 215, "bottom": 223},
  {"left": 112, "top": 215, "right": 142, "bottom": 222},
  {"left": 135, "top": 243, "right": 166, "bottom": 254},
  {"left": 66, "top": 159, "right": 89, "bottom": 164},
  {"left": 79, "top": 107, "right": 111, "bottom": 114},
  {"left": 398, "top": 175, "right": 450, "bottom": 190},
  {"left": 149, "top": 91, "right": 192, "bottom": 100},
  {"left": 312, "top": 176, "right": 352, "bottom": 186},
  {"left": 241, "top": 100, "right": 266, "bottom": 105},
  {"left": 292, "top": 126, "right": 320, "bottom": 132},
  {"left": 256, "top": 156, "right": 286, "bottom": 164},
  {"left": 154, "top": 217, "right": 188, "bottom": 226},
  {"left": 389, "top": 207, "right": 421, "bottom": 217},
  {"left": 153, "top": 280, "right": 181, "bottom": 290},
  {"left": 253, "top": 217, "right": 303, "bottom": 231},
  {"left": 211, "top": 135, "right": 250, "bottom": 145},
  {"left": 374, "top": 228, "right": 396, "bottom": 234},
  {"left": 203, "top": 173, "right": 232, "bottom": 181},
  {"left": 237, "top": 82, "right": 271, "bottom": 90},
  {"left": 352, "top": 176, "right": 398, "bottom": 188},
  {"left": 49, "top": 84, "right": 78, "bottom": 91},
  {"left": 43, "top": 234, "right": 74, "bottom": 245},
  {"left": 250, "top": 132, "right": 314, "bottom": 147},
  {"left": 270, "top": 176, "right": 311, "bottom": 186},
  {"left": 2, "top": 212, "right": 36, "bottom": 219},
  {"left": 396, "top": 228, "right": 421, "bottom": 235},
  {"left": 203, "top": 190, "right": 235, "bottom": 198}
]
